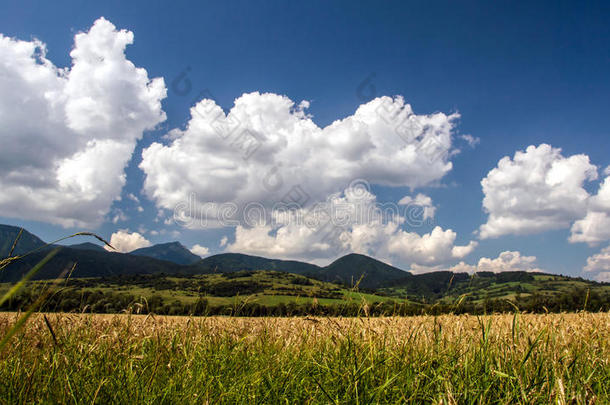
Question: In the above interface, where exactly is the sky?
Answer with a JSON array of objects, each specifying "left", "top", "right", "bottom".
[{"left": 1, "top": 1, "right": 609, "bottom": 280}]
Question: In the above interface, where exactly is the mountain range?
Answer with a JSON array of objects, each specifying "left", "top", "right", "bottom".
[
  {"left": 0, "top": 224, "right": 607, "bottom": 298},
  {"left": 130, "top": 242, "right": 202, "bottom": 265},
  {"left": 0, "top": 224, "right": 412, "bottom": 288}
]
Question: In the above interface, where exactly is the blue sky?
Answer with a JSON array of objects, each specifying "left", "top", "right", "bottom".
[{"left": 1, "top": 1, "right": 609, "bottom": 279}]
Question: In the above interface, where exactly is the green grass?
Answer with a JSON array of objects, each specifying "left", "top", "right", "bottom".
[
  {"left": 383, "top": 273, "right": 610, "bottom": 305},
  {"left": 0, "top": 233, "right": 609, "bottom": 402},
  {"left": 0, "top": 270, "right": 406, "bottom": 309},
  {"left": 0, "top": 312, "right": 608, "bottom": 403}
]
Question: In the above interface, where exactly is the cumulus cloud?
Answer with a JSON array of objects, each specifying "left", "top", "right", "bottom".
[
  {"left": 190, "top": 244, "right": 209, "bottom": 257},
  {"left": 583, "top": 246, "right": 610, "bottom": 273},
  {"left": 479, "top": 144, "right": 597, "bottom": 239},
  {"left": 226, "top": 185, "right": 381, "bottom": 261},
  {"left": 398, "top": 193, "right": 436, "bottom": 221},
  {"left": 474, "top": 251, "right": 544, "bottom": 273},
  {"left": 227, "top": 185, "right": 476, "bottom": 266},
  {"left": 0, "top": 18, "right": 166, "bottom": 227},
  {"left": 385, "top": 226, "right": 477, "bottom": 265},
  {"left": 140, "top": 93, "right": 459, "bottom": 227},
  {"left": 106, "top": 229, "right": 151, "bottom": 253},
  {"left": 410, "top": 251, "right": 545, "bottom": 274},
  {"left": 570, "top": 212, "right": 610, "bottom": 246},
  {"left": 582, "top": 245, "right": 610, "bottom": 282},
  {"left": 570, "top": 176, "right": 610, "bottom": 245}
]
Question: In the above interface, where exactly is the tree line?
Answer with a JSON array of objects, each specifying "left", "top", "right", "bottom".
[{"left": 1, "top": 285, "right": 608, "bottom": 316}]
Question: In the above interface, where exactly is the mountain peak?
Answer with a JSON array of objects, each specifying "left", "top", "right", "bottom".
[
  {"left": 321, "top": 253, "right": 410, "bottom": 289},
  {"left": 130, "top": 241, "right": 201, "bottom": 265},
  {"left": 0, "top": 224, "right": 46, "bottom": 257},
  {"left": 195, "top": 252, "right": 322, "bottom": 274},
  {"left": 151, "top": 241, "right": 185, "bottom": 249},
  {"left": 331, "top": 253, "right": 381, "bottom": 263},
  {"left": 68, "top": 242, "right": 106, "bottom": 252}
]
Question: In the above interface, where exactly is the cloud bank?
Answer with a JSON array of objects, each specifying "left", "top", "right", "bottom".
[
  {"left": 10, "top": 18, "right": 609, "bottom": 280},
  {"left": 226, "top": 185, "right": 476, "bottom": 266},
  {"left": 0, "top": 18, "right": 166, "bottom": 227},
  {"left": 480, "top": 144, "right": 597, "bottom": 239},
  {"left": 411, "top": 250, "right": 545, "bottom": 274},
  {"left": 140, "top": 93, "right": 459, "bottom": 226}
]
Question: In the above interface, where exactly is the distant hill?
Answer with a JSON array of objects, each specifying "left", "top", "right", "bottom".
[
  {"left": 2, "top": 226, "right": 410, "bottom": 289},
  {"left": 380, "top": 270, "right": 610, "bottom": 303},
  {"left": 68, "top": 242, "right": 107, "bottom": 253},
  {"left": 194, "top": 253, "right": 322, "bottom": 275},
  {"left": 0, "top": 246, "right": 186, "bottom": 283},
  {"left": 384, "top": 271, "right": 471, "bottom": 297},
  {"left": 193, "top": 253, "right": 410, "bottom": 289},
  {"left": 1, "top": 224, "right": 608, "bottom": 308},
  {"left": 130, "top": 242, "right": 201, "bottom": 265},
  {"left": 0, "top": 224, "right": 46, "bottom": 257},
  {"left": 0, "top": 270, "right": 409, "bottom": 316},
  {"left": 317, "top": 253, "right": 410, "bottom": 289}
]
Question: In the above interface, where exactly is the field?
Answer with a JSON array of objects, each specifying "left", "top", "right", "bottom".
[
  {"left": 4, "top": 270, "right": 609, "bottom": 317},
  {"left": 0, "top": 312, "right": 608, "bottom": 403},
  {"left": 380, "top": 273, "right": 610, "bottom": 304},
  {"left": 0, "top": 271, "right": 411, "bottom": 316}
]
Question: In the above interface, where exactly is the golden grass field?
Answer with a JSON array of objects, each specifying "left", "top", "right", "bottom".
[{"left": 0, "top": 312, "right": 609, "bottom": 403}]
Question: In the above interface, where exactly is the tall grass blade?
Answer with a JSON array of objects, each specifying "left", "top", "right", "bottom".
[
  {"left": 7, "top": 228, "right": 23, "bottom": 258},
  {"left": 0, "top": 248, "right": 59, "bottom": 306}
]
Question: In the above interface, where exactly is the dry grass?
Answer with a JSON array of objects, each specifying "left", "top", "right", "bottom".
[{"left": 0, "top": 312, "right": 609, "bottom": 403}]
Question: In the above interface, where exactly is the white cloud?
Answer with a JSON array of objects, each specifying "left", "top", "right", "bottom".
[
  {"left": 127, "top": 193, "right": 140, "bottom": 204},
  {"left": 480, "top": 144, "right": 597, "bottom": 239},
  {"left": 111, "top": 209, "right": 128, "bottom": 224},
  {"left": 593, "top": 176, "right": 610, "bottom": 210},
  {"left": 190, "top": 244, "right": 209, "bottom": 257},
  {"left": 570, "top": 212, "right": 610, "bottom": 246},
  {"left": 398, "top": 193, "right": 436, "bottom": 220},
  {"left": 228, "top": 224, "right": 325, "bottom": 259},
  {"left": 582, "top": 246, "right": 610, "bottom": 283},
  {"left": 459, "top": 134, "right": 480, "bottom": 147},
  {"left": 407, "top": 263, "right": 456, "bottom": 275},
  {"left": 140, "top": 94, "right": 459, "bottom": 227},
  {"left": 451, "top": 242, "right": 479, "bottom": 258},
  {"left": 447, "top": 261, "right": 477, "bottom": 274},
  {"left": 583, "top": 245, "right": 610, "bottom": 273},
  {"left": 106, "top": 229, "right": 151, "bottom": 253},
  {"left": 0, "top": 18, "right": 166, "bottom": 227},
  {"left": 227, "top": 185, "right": 476, "bottom": 266},
  {"left": 570, "top": 176, "right": 610, "bottom": 245},
  {"left": 474, "top": 251, "right": 544, "bottom": 273},
  {"left": 219, "top": 236, "right": 228, "bottom": 247},
  {"left": 595, "top": 272, "right": 610, "bottom": 283},
  {"left": 386, "top": 226, "right": 477, "bottom": 265},
  {"left": 410, "top": 250, "right": 545, "bottom": 274}
]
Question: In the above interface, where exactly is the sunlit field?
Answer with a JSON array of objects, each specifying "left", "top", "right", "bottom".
[{"left": 0, "top": 312, "right": 608, "bottom": 403}]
